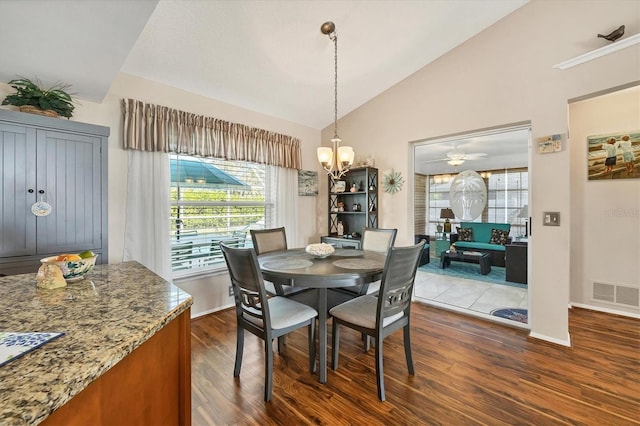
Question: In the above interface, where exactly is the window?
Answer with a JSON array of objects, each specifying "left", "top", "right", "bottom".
[
  {"left": 170, "top": 154, "right": 274, "bottom": 274},
  {"left": 485, "top": 168, "right": 528, "bottom": 230},
  {"left": 427, "top": 168, "right": 528, "bottom": 236}
]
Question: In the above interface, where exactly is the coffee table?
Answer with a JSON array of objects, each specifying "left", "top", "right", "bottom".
[{"left": 440, "top": 250, "right": 491, "bottom": 275}]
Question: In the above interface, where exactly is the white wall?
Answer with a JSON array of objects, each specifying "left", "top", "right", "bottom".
[
  {"left": 1, "top": 73, "right": 321, "bottom": 317},
  {"left": 569, "top": 86, "right": 640, "bottom": 316},
  {"left": 320, "top": 0, "right": 640, "bottom": 343}
]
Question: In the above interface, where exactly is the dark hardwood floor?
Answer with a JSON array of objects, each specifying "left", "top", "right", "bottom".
[{"left": 191, "top": 304, "right": 640, "bottom": 425}]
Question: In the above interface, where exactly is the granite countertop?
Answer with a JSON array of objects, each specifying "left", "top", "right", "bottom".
[{"left": 0, "top": 261, "right": 193, "bottom": 425}]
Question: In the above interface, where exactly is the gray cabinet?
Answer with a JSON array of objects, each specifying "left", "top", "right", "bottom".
[{"left": 0, "top": 109, "right": 109, "bottom": 275}]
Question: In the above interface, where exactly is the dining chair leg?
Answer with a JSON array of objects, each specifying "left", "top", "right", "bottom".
[
  {"left": 403, "top": 324, "right": 415, "bottom": 375},
  {"left": 277, "top": 336, "right": 285, "bottom": 353},
  {"left": 308, "top": 321, "right": 316, "bottom": 373},
  {"left": 375, "top": 333, "right": 385, "bottom": 401},
  {"left": 234, "top": 326, "right": 244, "bottom": 377},
  {"left": 363, "top": 333, "right": 370, "bottom": 352},
  {"left": 265, "top": 338, "right": 274, "bottom": 402},
  {"left": 331, "top": 320, "right": 340, "bottom": 370}
]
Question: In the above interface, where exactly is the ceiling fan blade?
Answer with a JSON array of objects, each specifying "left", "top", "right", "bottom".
[
  {"left": 424, "top": 157, "right": 450, "bottom": 163},
  {"left": 464, "top": 153, "right": 488, "bottom": 159}
]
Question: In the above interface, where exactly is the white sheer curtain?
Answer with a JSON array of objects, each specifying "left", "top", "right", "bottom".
[
  {"left": 273, "top": 166, "right": 299, "bottom": 247},
  {"left": 123, "top": 150, "right": 172, "bottom": 281}
]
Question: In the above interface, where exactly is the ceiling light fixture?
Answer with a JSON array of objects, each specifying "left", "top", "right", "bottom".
[
  {"left": 447, "top": 159, "right": 465, "bottom": 166},
  {"left": 317, "top": 21, "right": 354, "bottom": 182}
]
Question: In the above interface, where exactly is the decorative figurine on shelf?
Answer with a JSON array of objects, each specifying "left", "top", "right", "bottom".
[
  {"left": 597, "top": 24, "right": 625, "bottom": 42},
  {"left": 352, "top": 203, "right": 361, "bottom": 212},
  {"left": 337, "top": 200, "right": 345, "bottom": 212},
  {"left": 350, "top": 183, "right": 357, "bottom": 192},
  {"left": 358, "top": 181, "right": 364, "bottom": 191},
  {"left": 369, "top": 184, "right": 375, "bottom": 191},
  {"left": 337, "top": 221, "right": 344, "bottom": 236}
]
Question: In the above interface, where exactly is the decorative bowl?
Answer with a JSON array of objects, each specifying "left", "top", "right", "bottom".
[
  {"left": 40, "top": 255, "right": 98, "bottom": 282},
  {"left": 305, "top": 243, "right": 335, "bottom": 258}
]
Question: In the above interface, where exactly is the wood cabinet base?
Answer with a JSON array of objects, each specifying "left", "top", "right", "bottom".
[{"left": 43, "top": 309, "right": 191, "bottom": 426}]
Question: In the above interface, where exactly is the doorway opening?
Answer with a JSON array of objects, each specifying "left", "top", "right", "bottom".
[{"left": 412, "top": 123, "right": 531, "bottom": 326}]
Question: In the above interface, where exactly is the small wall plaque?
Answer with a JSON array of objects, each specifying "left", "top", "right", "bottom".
[{"left": 537, "top": 134, "right": 562, "bottom": 154}]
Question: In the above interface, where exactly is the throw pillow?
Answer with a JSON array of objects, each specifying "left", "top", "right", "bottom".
[
  {"left": 456, "top": 227, "right": 474, "bottom": 242},
  {"left": 489, "top": 228, "right": 510, "bottom": 245}
]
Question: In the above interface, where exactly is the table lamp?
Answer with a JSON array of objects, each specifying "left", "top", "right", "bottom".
[{"left": 440, "top": 208, "right": 455, "bottom": 233}]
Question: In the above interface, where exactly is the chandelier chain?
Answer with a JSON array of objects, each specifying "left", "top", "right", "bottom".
[{"left": 332, "top": 32, "right": 339, "bottom": 140}]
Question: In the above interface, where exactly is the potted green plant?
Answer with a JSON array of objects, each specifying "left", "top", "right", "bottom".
[{"left": 2, "top": 77, "right": 75, "bottom": 118}]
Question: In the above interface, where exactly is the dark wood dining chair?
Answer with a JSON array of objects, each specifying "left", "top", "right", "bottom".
[
  {"left": 329, "top": 239, "right": 426, "bottom": 401},
  {"left": 329, "top": 227, "right": 397, "bottom": 303},
  {"left": 220, "top": 243, "right": 318, "bottom": 402},
  {"left": 250, "top": 227, "right": 309, "bottom": 298}
]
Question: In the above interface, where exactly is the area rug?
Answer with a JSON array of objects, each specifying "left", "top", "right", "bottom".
[
  {"left": 490, "top": 308, "right": 528, "bottom": 324},
  {"left": 418, "top": 260, "right": 527, "bottom": 289}
]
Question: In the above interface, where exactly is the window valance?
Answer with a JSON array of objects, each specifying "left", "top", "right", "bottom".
[{"left": 122, "top": 98, "right": 302, "bottom": 169}]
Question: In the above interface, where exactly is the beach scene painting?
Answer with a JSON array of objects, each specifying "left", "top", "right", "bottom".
[
  {"left": 298, "top": 170, "right": 318, "bottom": 195},
  {"left": 587, "top": 130, "right": 640, "bottom": 180}
]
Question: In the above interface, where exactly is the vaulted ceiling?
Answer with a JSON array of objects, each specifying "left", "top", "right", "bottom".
[{"left": 0, "top": 0, "right": 528, "bottom": 130}]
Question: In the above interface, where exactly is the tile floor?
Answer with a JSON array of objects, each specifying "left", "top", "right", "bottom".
[{"left": 413, "top": 268, "right": 529, "bottom": 327}]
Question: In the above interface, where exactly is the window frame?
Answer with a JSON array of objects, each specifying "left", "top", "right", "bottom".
[{"left": 169, "top": 154, "right": 274, "bottom": 278}]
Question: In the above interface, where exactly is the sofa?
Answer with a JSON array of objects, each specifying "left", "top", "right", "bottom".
[{"left": 450, "top": 222, "right": 511, "bottom": 267}]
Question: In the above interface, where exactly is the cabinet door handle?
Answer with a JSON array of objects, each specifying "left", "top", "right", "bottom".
[
  {"left": 38, "top": 190, "right": 45, "bottom": 194},
  {"left": 28, "top": 189, "right": 34, "bottom": 193}
]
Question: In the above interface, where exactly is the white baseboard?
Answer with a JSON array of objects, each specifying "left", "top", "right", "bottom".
[
  {"left": 190, "top": 303, "right": 234, "bottom": 319},
  {"left": 571, "top": 302, "right": 640, "bottom": 319},
  {"left": 528, "top": 331, "right": 571, "bottom": 347}
]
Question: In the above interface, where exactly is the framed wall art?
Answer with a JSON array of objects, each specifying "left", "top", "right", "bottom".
[
  {"left": 537, "top": 134, "right": 562, "bottom": 154},
  {"left": 587, "top": 130, "right": 639, "bottom": 180},
  {"left": 298, "top": 170, "right": 318, "bottom": 195}
]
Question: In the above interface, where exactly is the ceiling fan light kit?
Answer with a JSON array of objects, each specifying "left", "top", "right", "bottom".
[
  {"left": 427, "top": 146, "right": 487, "bottom": 169},
  {"left": 447, "top": 158, "right": 465, "bottom": 166}
]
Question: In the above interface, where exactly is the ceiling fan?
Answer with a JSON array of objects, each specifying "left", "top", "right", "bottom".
[{"left": 426, "top": 149, "right": 488, "bottom": 166}]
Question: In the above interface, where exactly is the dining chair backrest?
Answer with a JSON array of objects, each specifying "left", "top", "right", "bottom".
[
  {"left": 220, "top": 243, "right": 271, "bottom": 330},
  {"left": 250, "top": 227, "right": 287, "bottom": 255},
  {"left": 361, "top": 227, "right": 397, "bottom": 253},
  {"left": 376, "top": 239, "right": 426, "bottom": 325}
]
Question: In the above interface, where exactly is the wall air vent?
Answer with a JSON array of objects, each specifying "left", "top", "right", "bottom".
[{"left": 592, "top": 282, "right": 639, "bottom": 307}]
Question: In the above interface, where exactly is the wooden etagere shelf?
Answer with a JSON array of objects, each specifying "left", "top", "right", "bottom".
[{"left": 322, "top": 167, "right": 378, "bottom": 249}]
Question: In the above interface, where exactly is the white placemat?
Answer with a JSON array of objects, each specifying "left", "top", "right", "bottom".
[
  {"left": 263, "top": 259, "right": 313, "bottom": 270},
  {"left": 333, "top": 258, "right": 384, "bottom": 270},
  {"left": 333, "top": 249, "right": 364, "bottom": 257}
]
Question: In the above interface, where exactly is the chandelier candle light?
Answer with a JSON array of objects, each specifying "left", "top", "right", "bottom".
[{"left": 317, "top": 21, "right": 355, "bottom": 182}]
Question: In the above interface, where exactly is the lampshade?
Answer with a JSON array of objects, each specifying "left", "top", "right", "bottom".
[
  {"left": 517, "top": 205, "right": 529, "bottom": 219},
  {"left": 317, "top": 147, "right": 333, "bottom": 167},
  {"left": 440, "top": 208, "right": 455, "bottom": 219}
]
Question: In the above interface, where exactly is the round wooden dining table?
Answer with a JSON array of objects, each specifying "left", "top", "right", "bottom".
[{"left": 257, "top": 248, "right": 386, "bottom": 383}]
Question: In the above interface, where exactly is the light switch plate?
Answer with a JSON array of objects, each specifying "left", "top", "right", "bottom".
[{"left": 543, "top": 212, "right": 560, "bottom": 226}]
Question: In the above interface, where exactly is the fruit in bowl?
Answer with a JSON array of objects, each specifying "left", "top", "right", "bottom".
[{"left": 40, "top": 251, "right": 98, "bottom": 282}]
